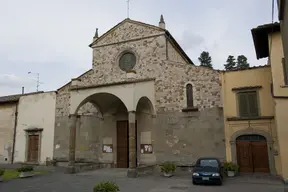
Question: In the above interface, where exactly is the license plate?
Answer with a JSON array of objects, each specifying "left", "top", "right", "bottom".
[{"left": 202, "top": 177, "right": 209, "bottom": 180}]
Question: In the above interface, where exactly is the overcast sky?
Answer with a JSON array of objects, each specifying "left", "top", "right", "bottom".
[{"left": 0, "top": 0, "right": 277, "bottom": 96}]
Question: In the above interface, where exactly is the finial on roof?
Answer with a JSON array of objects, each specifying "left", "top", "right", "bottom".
[
  {"left": 94, "top": 28, "right": 99, "bottom": 38},
  {"left": 160, "top": 14, "right": 165, "bottom": 24},
  {"left": 159, "top": 14, "right": 166, "bottom": 29}
]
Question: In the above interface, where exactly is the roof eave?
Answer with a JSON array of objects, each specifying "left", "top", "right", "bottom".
[{"left": 164, "top": 30, "right": 194, "bottom": 65}]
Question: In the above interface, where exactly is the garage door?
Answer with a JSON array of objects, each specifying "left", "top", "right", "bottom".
[{"left": 236, "top": 134, "right": 269, "bottom": 173}]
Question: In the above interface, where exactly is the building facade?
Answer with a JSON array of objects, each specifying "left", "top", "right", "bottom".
[
  {"left": 13, "top": 92, "right": 56, "bottom": 164},
  {"left": 221, "top": 66, "right": 281, "bottom": 176},
  {"left": 0, "top": 92, "right": 56, "bottom": 165},
  {"left": 53, "top": 17, "right": 226, "bottom": 176},
  {"left": 252, "top": 22, "right": 288, "bottom": 182}
]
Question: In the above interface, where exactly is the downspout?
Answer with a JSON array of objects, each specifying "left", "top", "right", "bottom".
[{"left": 11, "top": 102, "right": 19, "bottom": 164}]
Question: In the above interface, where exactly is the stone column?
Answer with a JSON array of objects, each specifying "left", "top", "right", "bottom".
[
  {"left": 127, "top": 111, "right": 138, "bottom": 178},
  {"left": 68, "top": 114, "right": 78, "bottom": 171}
]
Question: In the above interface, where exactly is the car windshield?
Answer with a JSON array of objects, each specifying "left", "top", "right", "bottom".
[{"left": 198, "top": 159, "right": 219, "bottom": 167}]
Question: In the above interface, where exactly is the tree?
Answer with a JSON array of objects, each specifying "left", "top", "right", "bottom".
[
  {"left": 224, "top": 55, "right": 236, "bottom": 71},
  {"left": 236, "top": 55, "right": 250, "bottom": 69},
  {"left": 198, "top": 51, "right": 213, "bottom": 69}
]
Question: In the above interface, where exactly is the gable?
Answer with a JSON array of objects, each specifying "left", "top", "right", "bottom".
[{"left": 90, "top": 19, "right": 165, "bottom": 47}]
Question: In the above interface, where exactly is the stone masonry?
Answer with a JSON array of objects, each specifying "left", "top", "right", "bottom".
[{"left": 53, "top": 18, "right": 225, "bottom": 165}]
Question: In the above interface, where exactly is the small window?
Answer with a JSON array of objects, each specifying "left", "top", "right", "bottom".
[
  {"left": 186, "top": 84, "right": 194, "bottom": 107},
  {"left": 237, "top": 91, "right": 259, "bottom": 117},
  {"left": 282, "top": 58, "right": 288, "bottom": 85}
]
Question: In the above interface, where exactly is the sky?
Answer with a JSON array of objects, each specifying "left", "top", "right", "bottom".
[{"left": 0, "top": 0, "right": 278, "bottom": 96}]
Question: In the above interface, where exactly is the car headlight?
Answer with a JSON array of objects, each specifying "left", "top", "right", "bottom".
[
  {"left": 212, "top": 173, "right": 220, "bottom": 177},
  {"left": 193, "top": 173, "right": 199, "bottom": 176}
]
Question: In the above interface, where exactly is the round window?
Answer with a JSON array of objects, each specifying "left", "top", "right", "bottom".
[{"left": 119, "top": 52, "right": 136, "bottom": 71}]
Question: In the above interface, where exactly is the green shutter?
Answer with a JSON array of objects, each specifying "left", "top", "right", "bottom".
[
  {"left": 238, "top": 93, "right": 249, "bottom": 117},
  {"left": 247, "top": 92, "right": 259, "bottom": 117},
  {"left": 283, "top": 58, "right": 288, "bottom": 85}
]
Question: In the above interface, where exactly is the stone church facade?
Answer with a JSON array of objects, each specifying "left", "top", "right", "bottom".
[{"left": 53, "top": 17, "right": 225, "bottom": 174}]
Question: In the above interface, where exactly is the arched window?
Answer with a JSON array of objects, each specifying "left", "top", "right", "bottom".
[{"left": 186, "top": 84, "right": 194, "bottom": 107}]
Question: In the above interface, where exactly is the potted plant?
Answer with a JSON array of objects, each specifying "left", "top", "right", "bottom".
[
  {"left": 223, "top": 162, "right": 239, "bottom": 177},
  {"left": 17, "top": 165, "right": 34, "bottom": 178},
  {"left": 0, "top": 169, "right": 5, "bottom": 182},
  {"left": 159, "top": 162, "right": 176, "bottom": 177},
  {"left": 93, "top": 181, "right": 119, "bottom": 192}
]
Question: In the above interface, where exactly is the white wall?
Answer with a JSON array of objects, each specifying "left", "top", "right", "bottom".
[{"left": 14, "top": 92, "right": 56, "bottom": 164}]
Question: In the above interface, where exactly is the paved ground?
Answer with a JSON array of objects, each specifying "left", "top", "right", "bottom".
[{"left": 0, "top": 169, "right": 287, "bottom": 192}]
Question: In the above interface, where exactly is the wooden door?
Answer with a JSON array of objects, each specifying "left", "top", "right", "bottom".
[
  {"left": 251, "top": 141, "right": 269, "bottom": 173},
  {"left": 117, "top": 121, "right": 129, "bottom": 168},
  {"left": 27, "top": 135, "right": 39, "bottom": 162},
  {"left": 236, "top": 141, "right": 253, "bottom": 172},
  {"left": 236, "top": 135, "right": 270, "bottom": 173}
]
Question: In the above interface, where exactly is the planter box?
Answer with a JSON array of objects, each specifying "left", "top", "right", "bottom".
[
  {"left": 163, "top": 172, "right": 173, "bottom": 177},
  {"left": 227, "top": 171, "right": 235, "bottom": 177},
  {"left": 19, "top": 171, "right": 34, "bottom": 178}
]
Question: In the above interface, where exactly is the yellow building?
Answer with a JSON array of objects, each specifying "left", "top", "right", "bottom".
[
  {"left": 252, "top": 21, "right": 288, "bottom": 183},
  {"left": 221, "top": 66, "right": 281, "bottom": 175}
]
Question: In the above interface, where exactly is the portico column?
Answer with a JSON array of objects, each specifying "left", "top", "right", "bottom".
[
  {"left": 68, "top": 114, "right": 78, "bottom": 167},
  {"left": 127, "top": 111, "right": 138, "bottom": 178}
]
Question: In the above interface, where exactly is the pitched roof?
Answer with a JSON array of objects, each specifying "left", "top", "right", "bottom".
[
  {"left": 251, "top": 22, "right": 281, "bottom": 59},
  {"left": 0, "top": 91, "right": 44, "bottom": 104},
  {"left": 57, "top": 69, "right": 93, "bottom": 91},
  {"left": 89, "top": 18, "right": 194, "bottom": 65},
  {"left": 222, "top": 64, "right": 270, "bottom": 73}
]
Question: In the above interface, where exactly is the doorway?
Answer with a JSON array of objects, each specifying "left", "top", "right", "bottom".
[
  {"left": 116, "top": 120, "right": 137, "bottom": 168},
  {"left": 27, "top": 135, "right": 39, "bottom": 162},
  {"left": 236, "top": 135, "right": 269, "bottom": 173}
]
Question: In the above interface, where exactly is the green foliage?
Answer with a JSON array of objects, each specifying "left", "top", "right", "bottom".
[
  {"left": 93, "top": 181, "right": 120, "bottom": 192},
  {"left": 0, "top": 169, "right": 5, "bottom": 176},
  {"left": 159, "top": 162, "right": 176, "bottom": 173},
  {"left": 224, "top": 55, "right": 236, "bottom": 71},
  {"left": 223, "top": 162, "right": 239, "bottom": 172},
  {"left": 17, "top": 166, "right": 34, "bottom": 173},
  {"left": 236, "top": 55, "right": 250, "bottom": 69},
  {"left": 198, "top": 51, "right": 213, "bottom": 69}
]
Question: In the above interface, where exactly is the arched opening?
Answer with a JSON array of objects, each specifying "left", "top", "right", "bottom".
[
  {"left": 71, "top": 92, "right": 132, "bottom": 168},
  {"left": 236, "top": 134, "right": 269, "bottom": 173},
  {"left": 135, "top": 97, "right": 156, "bottom": 165}
]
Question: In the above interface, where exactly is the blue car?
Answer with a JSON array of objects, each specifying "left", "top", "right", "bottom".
[{"left": 192, "top": 157, "right": 224, "bottom": 185}]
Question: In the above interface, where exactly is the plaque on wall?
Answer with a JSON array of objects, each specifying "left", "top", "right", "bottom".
[
  {"left": 140, "top": 144, "right": 153, "bottom": 154},
  {"left": 103, "top": 144, "right": 113, "bottom": 153}
]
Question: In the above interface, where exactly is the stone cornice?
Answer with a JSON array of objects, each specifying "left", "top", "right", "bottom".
[{"left": 70, "top": 78, "right": 156, "bottom": 91}]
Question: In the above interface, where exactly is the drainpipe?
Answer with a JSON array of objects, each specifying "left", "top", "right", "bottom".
[{"left": 11, "top": 102, "right": 19, "bottom": 164}]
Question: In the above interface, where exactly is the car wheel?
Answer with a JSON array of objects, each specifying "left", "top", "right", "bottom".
[
  {"left": 192, "top": 180, "right": 197, "bottom": 185},
  {"left": 218, "top": 180, "right": 223, "bottom": 186}
]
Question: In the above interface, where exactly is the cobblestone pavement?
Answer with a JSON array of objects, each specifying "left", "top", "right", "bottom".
[{"left": 0, "top": 169, "right": 287, "bottom": 192}]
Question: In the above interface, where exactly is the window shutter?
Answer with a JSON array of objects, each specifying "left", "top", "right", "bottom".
[
  {"left": 238, "top": 93, "right": 249, "bottom": 117},
  {"left": 282, "top": 58, "right": 288, "bottom": 85},
  {"left": 247, "top": 92, "right": 259, "bottom": 117}
]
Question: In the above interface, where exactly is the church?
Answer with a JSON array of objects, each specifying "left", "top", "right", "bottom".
[
  {"left": 53, "top": 15, "right": 225, "bottom": 174},
  {"left": 0, "top": 16, "right": 226, "bottom": 176}
]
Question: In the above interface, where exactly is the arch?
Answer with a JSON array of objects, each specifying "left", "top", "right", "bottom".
[
  {"left": 230, "top": 128, "right": 276, "bottom": 175},
  {"left": 135, "top": 96, "right": 155, "bottom": 115},
  {"left": 74, "top": 92, "right": 128, "bottom": 116},
  {"left": 183, "top": 81, "right": 196, "bottom": 108}
]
